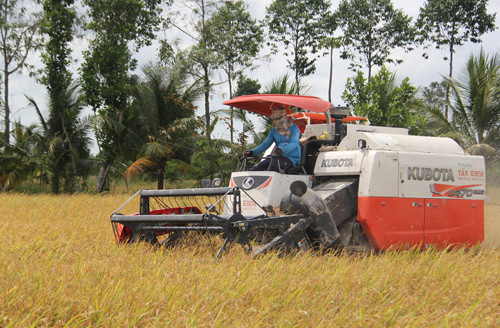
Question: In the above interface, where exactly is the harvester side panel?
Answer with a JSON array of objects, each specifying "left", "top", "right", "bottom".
[
  {"left": 313, "top": 150, "right": 364, "bottom": 176},
  {"left": 424, "top": 198, "right": 484, "bottom": 248},
  {"left": 397, "top": 152, "right": 486, "bottom": 200},
  {"left": 399, "top": 152, "right": 485, "bottom": 248},
  {"left": 355, "top": 150, "right": 486, "bottom": 250},
  {"left": 357, "top": 151, "right": 399, "bottom": 198},
  {"left": 358, "top": 197, "right": 484, "bottom": 249},
  {"left": 228, "top": 172, "right": 312, "bottom": 216},
  {"left": 357, "top": 197, "right": 425, "bottom": 249}
]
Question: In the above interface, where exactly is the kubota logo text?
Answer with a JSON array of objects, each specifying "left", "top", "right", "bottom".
[
  {"left": 321, "top": 158, "right": 354, "bottom": 168},
  {"left": 407, "top": 167, "right": 454, "bottom": 182}
]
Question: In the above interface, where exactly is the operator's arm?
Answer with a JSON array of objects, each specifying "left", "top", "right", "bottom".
[{"left": 252, "top": 130, "right": 275, "bottom": 155}]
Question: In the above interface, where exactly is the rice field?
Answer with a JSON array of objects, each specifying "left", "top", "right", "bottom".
[{"left": 0, "top": 189, "right": 498, "bottom": 327}]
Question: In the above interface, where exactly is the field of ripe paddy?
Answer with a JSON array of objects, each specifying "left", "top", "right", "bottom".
[{"left": 0, "top": 189, "right": 499, "bottom": 327}]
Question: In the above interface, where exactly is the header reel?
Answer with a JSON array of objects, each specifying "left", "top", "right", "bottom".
[{"left": 110, "top": 185, "right": 322, "bottom": 258}]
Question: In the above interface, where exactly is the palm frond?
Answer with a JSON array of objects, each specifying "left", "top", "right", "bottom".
[
  {"left": 25, "top": 95, "right": 48, "bottom": 132},
  {"left": 466, "top": 143, "right": 500, "bottom": 167},
  {"left": 446, "top": 50, "right": 500, "bottom": 146},
  {"left": 169, "top": 158, "right": 201, "bottom": 176},
  {"left": 124, "top": 157, "right": 156, "bottom": 179}
]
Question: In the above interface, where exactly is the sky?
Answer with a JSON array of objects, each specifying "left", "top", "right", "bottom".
[{"left": 6, "top": 0, "right": 500, "bottom": 151}]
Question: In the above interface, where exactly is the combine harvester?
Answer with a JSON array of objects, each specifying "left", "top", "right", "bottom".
[{"left": 110, "top": 94, "right": 486, "bottom": 257}]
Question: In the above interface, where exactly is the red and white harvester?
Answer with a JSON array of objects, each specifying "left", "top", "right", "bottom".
[{"left": 111, "top": 95, "right": 486, "bottom": 257}]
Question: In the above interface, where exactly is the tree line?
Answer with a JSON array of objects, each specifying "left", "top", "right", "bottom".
[{"left": 0, "top": 0, "right": 498, "bottom": 193}]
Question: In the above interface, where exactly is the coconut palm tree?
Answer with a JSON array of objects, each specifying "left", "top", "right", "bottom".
[
  {"left": 125, "top": 62, "right": 201, "bottom": 189},
  {"left": 124, "top": 139, "right": 173, "bottom": 189},
  {"left": 27, "top": 84, "right": 92, "bottom": 193},
  {"left": 133, "top": 62, "right": 200, "bottom": 139},
  {"left": 446, "top": 50, "right": 500, "bottom": 148},
  {"left": 0, "top": 122, "right": 41, "bottom": 190},
  {"left": 263, "top": 73, "right": 310, "bottom": 95},
  {"left": 421, "top": 50, "right": 500, "bottom": 179}
]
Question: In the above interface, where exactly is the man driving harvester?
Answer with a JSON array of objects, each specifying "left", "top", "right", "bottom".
[{"left": 243, "top": 106, "right": 301, "bottom": 172}]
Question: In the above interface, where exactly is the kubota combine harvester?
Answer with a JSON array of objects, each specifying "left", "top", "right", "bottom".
[{"left": 110, "top": 94, "right": 486, "bottom": 257}]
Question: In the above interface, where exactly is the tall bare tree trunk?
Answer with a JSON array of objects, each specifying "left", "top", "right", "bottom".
[
  {"left": 203, "top": 64, "right": 211, "bottom": 143},
  {"left": 96, "top": 100, "right": 125, "bottom": 192},
  {"left": 157, "top": 166, "right": 164, "bottom": 190},
  {"left": 60, "top": 114, "right": 81, "bottom": 193},
  {"left": 228, "top": 66, "right": 234, "bottom": 144},
  {"left": 294, "top": 55, "right": 300, "bottom": 95},
  {"left": 328, "top": 44, "right": 334, "bottom": 103},
  {"left": 3, "top": 61, "right": 10, "bottom": 144},
  {"left": 445, "top": 39, "right": 455, "bottom": 122},
  {"left": 51, "top": 169, "right": 60, "bottom": 194},
  {"left": 367, "top": 37, "right": 373, "bottom": 80}
]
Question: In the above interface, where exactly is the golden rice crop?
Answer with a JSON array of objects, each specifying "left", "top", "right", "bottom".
[{"left": 0, "top": 191, "right": 499, "bottom": 327}]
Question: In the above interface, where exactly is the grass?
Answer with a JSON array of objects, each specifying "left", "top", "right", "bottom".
[
  {"left": 484, "top": 187, "right": 500, "bottom": 249},
  {"left": 0, "top": 189, "right": 498, "bottom": 327}
]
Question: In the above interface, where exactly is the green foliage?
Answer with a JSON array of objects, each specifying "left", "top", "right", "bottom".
[
  {"left": 39, "top": 0, "right": 79, "bottom": 194},
  {"left": 190, "top": 134, "right": 236, "bottom": 183},
  {"left": 342, "top": 67, "right": 426, "bottom": 135},
  {"left": 125, "top": 63, "right": 200, "bottom": 189},
  {"left": 234, "top": 76, "right": 261, "bottom": 98},
  {"left": 208, "top": 0, "right": 262, "bottom": 94},
  {"left": 0, "top": 0, "right": 44, "bottom": 144},
  {"left": 417, "top": 0, "right": 496, "bottom": 60},
  {"left": 0, "top": 84, "right": 93, "bottom": 193},
  {"left": 263, "top": 73, "right": 310, "bottom": 96},
  {"left": 161, "top": 117, "right": 230, "bottom": 181},
  {"left": 446, "top": 50, "right": 500, "bottom": 149},
  {"left": 232, "top": 76, "right": 262, "bottom": 146},
  {"left": 0, "top": 122, "right": 42, "bottom": 190},
  {"left": 26, "top": 85, "right": 92, "bottom": 194},
  {"left": 83, "top": 0, "right": 163, "bottom": 50},
  {"left": 80, "top": 0, "right": 164, "bottom": 192},
  {"left": 417, "top": 81, "right": 455, "bottom": 137},
  {"left": 40, "top": 0, "right": 75, "bottom": 95},
  {"left": 207, "top": 0, "right": 263, "bottom": 143},
  {"left": 80, "top": 0, "right": 164, "bottom": 123},
  {"left": 133, "top": 62, "right": 199, "bottom": 141},
  {"left": 336, "top": 0, "right": 416, "bottom": 78},
  {"left": 175, "top": 0, "right": 218, "bottom": 142},
  {"left": 265, "top": 0, "right": 331, "bottom": 90},
  {"left": 417, "top": 104, "right": 460, "bottom": 141},
  {"left": 421, "top": 81, "right": 448, "bottom": 111}
]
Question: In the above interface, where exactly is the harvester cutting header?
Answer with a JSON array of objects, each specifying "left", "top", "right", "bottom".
[{"left": 110, "top": 94, "right": 486, "bottom": 257}]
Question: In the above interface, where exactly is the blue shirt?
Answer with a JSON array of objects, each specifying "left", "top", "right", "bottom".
[{"left": 252, "top": 124, "right": 301, "bottom": 166}]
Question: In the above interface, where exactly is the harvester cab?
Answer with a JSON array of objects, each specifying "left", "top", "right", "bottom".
[{"left": 110, "top": 94, "right": 487, "bottom": 257}]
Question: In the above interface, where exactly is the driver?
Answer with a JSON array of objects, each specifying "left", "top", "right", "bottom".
[{"left": 243, "top": 106, "right": 301, "bottom": 172}]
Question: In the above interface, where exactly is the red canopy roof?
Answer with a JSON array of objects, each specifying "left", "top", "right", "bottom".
[{"left": 223, "top": 94, "right": 331, "bottom": 117}]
